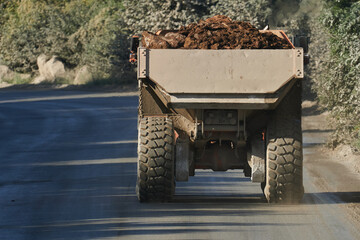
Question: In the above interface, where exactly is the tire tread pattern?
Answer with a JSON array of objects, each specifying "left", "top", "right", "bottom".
[
  {"left": 137, "top": 117, "right": 174, "bottom": 202},
  {"left": 265, "top": 82, "right": 304, "bottom": 203}
]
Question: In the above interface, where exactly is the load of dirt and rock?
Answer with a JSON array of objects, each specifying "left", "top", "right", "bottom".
[{"left": 141, "top": 15, "right": 292, "bottom": 50}]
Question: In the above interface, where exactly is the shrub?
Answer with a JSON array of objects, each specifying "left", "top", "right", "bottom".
[
  {"left": 317, "top": 0, "right": 360, "bottom": 148},
  {"left": 0, "top": 0, "right": 131, "bottom": 82},
  {"left": 122, "top": 0, "right": 212, "bottom": 33},
  {"left": 67, "top": 7, "right": 131, "bottom": 82},
  {"left": 0, "top": 0, "right": 68, "bottom": 73},
  {"left": 209, "top": 0, "right": 272, "bottom": 28}
]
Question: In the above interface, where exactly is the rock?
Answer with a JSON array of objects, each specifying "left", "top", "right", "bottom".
[
  {"left": 141, "top": 31, "right": 187, "bottom": 49},
  {"left": 37, "top": 54, "right": 50, "bottom": 82},
  {"left": 36, "top": 54, "right": 66, "bottom": 82},
  {"left": 0, "top": 65, "right": 14, "bottom": 82},
  {"left": 142, "top": 15, "right": 293, "bottom": 50},
  {"left": 0, "top": 65, "right": 31, "bottom": 84},
  {"left": 141, "top": 31, "right": 171, "bottom": 49},
  {"left": 74, "top": 66, "right": 92, "bottom": 85},
  {"left": 164, "top": 32, "right": 186, "bottom": 48},
  {"left": 32, "top": 75, "right": 46, "bottom": 84},
  {"left": 19, "top": 73, "right": 31, "bottom": 80}
]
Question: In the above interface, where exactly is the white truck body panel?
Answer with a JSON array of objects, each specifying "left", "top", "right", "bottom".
[{"left": 138, "top": 48, "right": 303, "bottom": 94}]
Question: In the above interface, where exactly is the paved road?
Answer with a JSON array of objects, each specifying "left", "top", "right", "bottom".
[{"left": 0, "top": 90, "right": 359, "bottom": 240}]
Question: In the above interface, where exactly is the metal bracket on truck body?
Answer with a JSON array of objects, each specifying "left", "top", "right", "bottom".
[
  {"left": 294, "top": 48, "right": 304, "bottom": 78},
  {"left": 137, "top": 48, "right": 148, "bottom": 79}
]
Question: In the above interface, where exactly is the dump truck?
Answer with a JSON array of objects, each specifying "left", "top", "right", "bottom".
[{"left": 133, "top": 30, "right": 308, "bottom": 204}]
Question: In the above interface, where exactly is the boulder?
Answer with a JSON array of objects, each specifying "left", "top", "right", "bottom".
[
  {"left": 0, "top": 65, "right": 14, "bottom": 82},
  {"left": 74, "top": 66, "right": 92, "bottom": 85},
  {"left": 35, "top": 54, "right": 66, "bottom": 83},
  {"left": 32, "top": 75, "right": 47, "bottom": 84}
]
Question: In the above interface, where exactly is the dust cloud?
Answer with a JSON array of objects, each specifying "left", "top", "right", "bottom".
[{"left": 269, "top": 0, "right": 323, "bottom": 27}]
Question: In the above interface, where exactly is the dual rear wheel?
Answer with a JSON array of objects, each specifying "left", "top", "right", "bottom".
[
  {"left": 136, "top": 83, "right": 304, "bottom": 204},
  {"left": 264, "top": 81, "right": 304, "bottom": 203}
]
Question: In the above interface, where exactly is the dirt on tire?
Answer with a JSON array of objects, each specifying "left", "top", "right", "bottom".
[{"left": 141, "top": 15, "right": 292, "bottom": 50}]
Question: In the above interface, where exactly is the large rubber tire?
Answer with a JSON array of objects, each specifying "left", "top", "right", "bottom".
[
  {"left": 136, "top": 117, "right": 175, "bottom": 202},
  {"left": 264, "top": 81, "right": 304, "bottom": 204}
]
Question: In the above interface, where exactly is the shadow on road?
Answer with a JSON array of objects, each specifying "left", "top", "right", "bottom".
[
  {"left": 302, "top": 103, "right": 324, "bottom": 116},
  {"left": 172, "top": 194, "right": 266, "bottom": 204},
  {"left": 303, "top": 192, "right": 360, "bottom": 204},
  {"left": 302, "top": 129, "right": 333, "bottom": 134}
]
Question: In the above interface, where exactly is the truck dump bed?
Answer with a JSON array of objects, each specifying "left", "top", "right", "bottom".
[{"left": 138, "top": 30, "right": 304, "bottom": 109}]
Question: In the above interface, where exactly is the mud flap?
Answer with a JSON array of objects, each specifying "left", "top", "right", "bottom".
[
  {"left": 175, "top": 141, "right": 190, "bottom": 181},
  {"left": 251, "top": 137, "right": 265, "bottom": 182}
]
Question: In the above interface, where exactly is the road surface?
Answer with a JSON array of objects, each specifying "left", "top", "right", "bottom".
[{"left": 0, "top": 89, "right": 359, "bottom": 240}]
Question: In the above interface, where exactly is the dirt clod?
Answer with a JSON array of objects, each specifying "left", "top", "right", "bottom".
[{"left": 142, "top": 15, "right": 292, "bottom": 50}]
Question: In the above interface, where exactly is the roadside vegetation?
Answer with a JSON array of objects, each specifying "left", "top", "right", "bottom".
[
  {"left": 0, "top": 0, "right": 131, "bottom": 83},
  {"left": 316, "top": 0, "right": 360, "bottom": 150},
  {"left": 0, "top": 0, "right": 358, "bottom": 149}
]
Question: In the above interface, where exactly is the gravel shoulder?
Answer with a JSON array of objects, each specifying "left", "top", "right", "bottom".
[{"left": 302, "top": 100, "right": 360, "bottom": 227}]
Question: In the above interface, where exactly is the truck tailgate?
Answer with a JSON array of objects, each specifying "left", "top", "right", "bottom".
[{"left": 138, "top": 48, "right": 303, "bottom": 94}]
